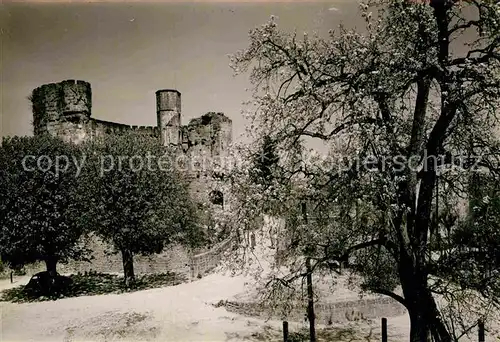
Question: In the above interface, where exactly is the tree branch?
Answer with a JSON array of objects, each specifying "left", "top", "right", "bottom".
[
  {"left": 372, "top": 288, "right": 409, "bottom": 310},
  {"left": 299, "top": 117, "right": 380, "bottom": 141}
]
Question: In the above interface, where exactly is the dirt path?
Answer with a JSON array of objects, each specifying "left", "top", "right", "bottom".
[
  {"left": 14, "top": 272, "right": 500, "bottom": 342},
  {"left": 1, "top": 273, "right": 268, "bottom": 341},
  {"left": 3, "top": 272, "right": 498, "bottom": 342}
]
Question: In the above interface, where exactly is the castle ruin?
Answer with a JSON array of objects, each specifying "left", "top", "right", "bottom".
[{"left": 31, "top": 79, "right": 232, "bottom": 207}]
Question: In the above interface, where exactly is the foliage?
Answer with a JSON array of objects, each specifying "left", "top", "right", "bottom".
[
  {"left": 250, "top": 135, "right": 280, "bottom": 187},
  {"left": 79, "top": 131, "right": 203, "bottom": 285},
  {"left": 1, "top": 271, "right": 187, "bottom": 303},
  {"left": 229, "top": 0, "right": 500, "bottom": 340},
  {"left": 0, "top": 135, "right": 90, "bottom": 274},
  {"left": 201, "top": 204, "right": 232, "bottom": 245}
]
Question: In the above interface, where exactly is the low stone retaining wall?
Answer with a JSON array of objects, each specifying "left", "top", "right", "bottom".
[
  {"left": 220, "top": 296, "right": 407, "bottom": 324},
  {"left": 189, "top": 237, "right": 234, "bottom": 279},
  {"left": 1, "top": 237, "right": 234, "bottom": 281}
]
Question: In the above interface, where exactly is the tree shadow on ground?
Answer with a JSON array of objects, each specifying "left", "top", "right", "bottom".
[{"left": 1, "top": 271, "right": 187, "bottom": 303}]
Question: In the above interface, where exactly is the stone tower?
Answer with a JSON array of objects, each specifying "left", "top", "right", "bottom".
[
  {"left": 156, "top": 89, "right": 181, "bottom": 146},
  {"left": 32, "top": 80, "right": 92, "bottom": 143}
]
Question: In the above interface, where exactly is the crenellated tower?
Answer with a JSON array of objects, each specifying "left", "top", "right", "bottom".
[
  {"left": 156, "top": 89, "right": 181, "bottom": 146},
  {"left": 32, "top": 80, "right": 92, "bottom": 143}
]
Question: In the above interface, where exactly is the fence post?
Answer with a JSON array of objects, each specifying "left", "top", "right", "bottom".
[
  {"left": 283, "top": 321, "right": 289, "bottom": 342},
  {"left": 478, "top": 320, "right": 485, "bottom": 342},
  {"left": 10, "top": 271, "right": 13, "bottom": 283},
  {"left": 381, "top": 317, "right": 388, "bottom": 342},
  {"left": 189, "top": 250, "right": 195, "bottom": 282}
]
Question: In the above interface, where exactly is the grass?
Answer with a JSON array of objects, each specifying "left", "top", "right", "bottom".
[
  {"left": 1, "top": 271, "right": 188, "bottom": 303},
  {"left": 0, "top": 268, "right": 27, "bottom": 280},
  {"left": 247, "top": 325, "right": 380, "bottom": 342}
]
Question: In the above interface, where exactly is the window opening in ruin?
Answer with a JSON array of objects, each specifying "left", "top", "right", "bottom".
[{"left": 209, "top": 190, "right": 224, "bottom": 206}]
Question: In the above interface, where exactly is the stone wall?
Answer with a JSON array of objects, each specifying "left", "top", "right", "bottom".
[
  {"left": 32, "top": 80, "right": 92, "bottom": 143},
  {"left": 223, "top": 296, "right": 407, "bottom": 324},
  {"left": 59, "top": 237, "right": 192, "bottom": 277},
  {"left": 45, "top": 120, "right": 92, "bottom": 144},
  {"left": 182, "top": 112, "right": 232, "bottom": 159},
  {"left": 2, "top": 236, "right": 235, "bottom": 282},
  {"left": 189, "top": 237, "right": 234, "bottom": 278},
  {"left": 60, "top": 80, "right": 92, "bottom": 114},
  {"left": 89, "top": 119, "right": 159, "bottom": 140}
]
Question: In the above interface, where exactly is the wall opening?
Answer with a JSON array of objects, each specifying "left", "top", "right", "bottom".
[{"left": 209, "top": 190, "right": 224, "bottom": 207}]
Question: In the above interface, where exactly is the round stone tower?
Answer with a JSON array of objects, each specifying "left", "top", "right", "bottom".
[
  {"left": 156, "top": 89, "right": 181, "bottom": 146},
  {"left": 32, "top": 80, "right": 92, "bottom": 138}
]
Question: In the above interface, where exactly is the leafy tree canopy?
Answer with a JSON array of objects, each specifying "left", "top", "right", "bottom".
[
  {"left": 0, "top": 135, "right": 90, "bottom": 274},
  {"left": 80, "top": 131, "right": 203, "bottom": 285}
]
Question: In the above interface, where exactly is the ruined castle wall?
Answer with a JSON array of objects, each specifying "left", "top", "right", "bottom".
[
  {"left": 89, "top": 119, "right": 159, "bottom": 140},
  {"left": 60, "top": 80, "right": 92, "bottom": 114},
  {"left": 215, "top": 119, "right": 232, "bottom": 157},
  {"left": 91, "top": 119, "right": 132, "bottom": 138},
  {"left": 179, "top": 112, "right": 233, "bottom": 209},
  {"left": 203, "top": 113, "right": 232, "bottom": 158},
  {"left": 188, "top": 176, "right": 212, "bottom": 206},
  {"left": 40, "top": 119, "right": 160, "bottom": 145},
  {"left": 182, "top": 112, "right": 232, "bottom": 161},
  {"left": 135, "top": 125, "right": 159, "bottom": 137},
  {"left": 47, "top": 121, "right": 92, "bottom": 144},
  {"left": 32, "top": 84, "right": 62, "bottom": 134}
]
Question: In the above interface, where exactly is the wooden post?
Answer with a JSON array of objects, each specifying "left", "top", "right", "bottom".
[
  {"left": 10, "top": 271, "right": 13, "bottom": 283},
  {"left": 478, "top": 320, "right": 485, "bottom": 342},
  {"left": 283, "top": 321, "right": 289, "bottom": 342},
  {"left": 381, "top": 317, "right": 388, "bottom": 342},
  {"left": 189, "top": 250, "right": 195, "bottom": 282}
]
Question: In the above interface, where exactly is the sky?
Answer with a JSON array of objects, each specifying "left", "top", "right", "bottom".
[{"left": 0, "top": 1, "right": 362, "bottom": 141}]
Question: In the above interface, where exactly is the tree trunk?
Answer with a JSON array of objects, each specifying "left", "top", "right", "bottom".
[
  {"left": 427, "top": 292, "right": 453, "bottom": 342},
  {"left": 45, "top": 256, "right": 57, "bottom": 278},
  {"left": 407, "top": 292, "right": 452, "bottom": 342},
  {"left": 121, "top": 249, "right": 135, "bottom": 287},
  {"left": 306, "top": 257, "right": 316, "bottom": 342},
  {"left": 400, "top": 255, "right": 452, "bottom": 342},
  {"left": 408, "top": 303, "right": 432, "bottom": 342},
  {"left": 302, "top": 202, "right": 316, "bottom": 342}
]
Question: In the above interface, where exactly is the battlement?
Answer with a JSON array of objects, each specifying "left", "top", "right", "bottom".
[
  {"left": 89, "top": 119, "right": 159, "bottom": 139},
  {"left": 33, "top": 79, "right": 90, "bottom": 93}
]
